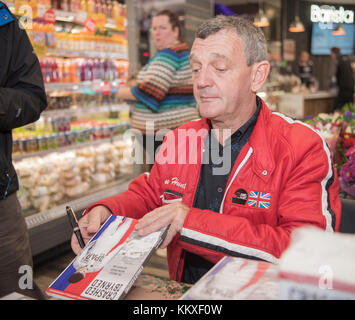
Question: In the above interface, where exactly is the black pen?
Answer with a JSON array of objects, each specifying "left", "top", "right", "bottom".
[{"left": 66, "top": 206, "right": 85, "bottom": 249}]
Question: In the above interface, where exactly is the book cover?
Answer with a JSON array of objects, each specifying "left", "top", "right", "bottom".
[
  {"left": 180, "top": 256, "right": 279, "bottom": 300},
  {"left": 45, "top": 215, "right": 167, "bottom": 300},
  {"left": 278, "top": 226, "right": 355, "bottom": 300}
]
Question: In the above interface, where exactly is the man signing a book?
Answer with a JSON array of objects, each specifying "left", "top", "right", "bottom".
[{"left": 72, "top": 16, "right": 341, "bottom": 285}]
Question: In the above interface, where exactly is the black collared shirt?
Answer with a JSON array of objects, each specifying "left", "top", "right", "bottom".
[{"left": 181, "top": 97, "right": 262, "bottom": 284}]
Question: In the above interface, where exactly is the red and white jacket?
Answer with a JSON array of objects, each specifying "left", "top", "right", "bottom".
[{"left": 85, "top": 99, "right": 341, "bottom": 282}]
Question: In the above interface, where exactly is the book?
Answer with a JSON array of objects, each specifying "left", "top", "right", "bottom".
[
  {"left": 45, "top": 214, "right": 168, "bottom": 300},
  {"left": 278, "top": 226, "right": 355, "bottom": 300},
  {"left": 180, "top": 256, "right": 279, "bottom": 300}
]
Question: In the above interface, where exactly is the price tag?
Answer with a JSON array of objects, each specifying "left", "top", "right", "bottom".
[
  {"left": 93, "top": 13, "right": 106, "bottom": 28},
  {"left": 103, "top": 81, "right": 111, "bottom": 95},
  {"left": 76, "top": 10, "right": 87, "bottom": 24},
  {"left": 85, "top": 18, "right": 96, "bottom": 32},
  {"left": 44, "top": 9, "right": 56, "bottom": 24},
  {"left": 37, "top": 4, "right": 46, "bottom": 18},
  {"left": 116, "top": 16, "right": 125, "bottom": 31}
]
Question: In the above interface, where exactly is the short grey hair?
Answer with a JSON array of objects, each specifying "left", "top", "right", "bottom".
[{"left": 195, "top": 15, "right": 268, "bottom": 66}]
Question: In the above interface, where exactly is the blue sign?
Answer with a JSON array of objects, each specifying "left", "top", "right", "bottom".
[{"left": 311, "top": 22, "right": 355, "bottom": 55}]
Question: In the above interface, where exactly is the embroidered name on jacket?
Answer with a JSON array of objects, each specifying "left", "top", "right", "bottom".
[{"left": 164, "top": 177, "right": 187, "bottom": 190}]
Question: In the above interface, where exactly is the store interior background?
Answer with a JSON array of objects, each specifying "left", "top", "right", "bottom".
[
  {"left": 134, "top": 0, "right": 355, "bottom": 91},
  {"left": 8, "top": 0, "right": 354, "bottom": 293}
]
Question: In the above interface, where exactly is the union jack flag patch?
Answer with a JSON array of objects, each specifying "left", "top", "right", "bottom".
[{"left": 248, "top": 191, "right": 271, "bottom": 209}]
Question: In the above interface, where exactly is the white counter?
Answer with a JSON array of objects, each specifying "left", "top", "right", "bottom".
[
  {"left": 278, "top": 90, "right": 337, "bottom": 119},
  {"left": 302, "top": 90, "right": 337, "bottom": 100}
]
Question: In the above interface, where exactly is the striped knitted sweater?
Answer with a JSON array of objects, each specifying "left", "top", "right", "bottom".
[{"left": 130, "top": 42, "right": 199, "bottom": 132}]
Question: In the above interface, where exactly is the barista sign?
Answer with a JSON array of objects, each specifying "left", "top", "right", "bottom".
[{"left": 311, "top": 4, "right": 354, "bottom": 24}]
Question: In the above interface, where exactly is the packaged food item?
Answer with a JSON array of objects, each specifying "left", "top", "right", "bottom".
[
  {"left": 17, "top": 179, "right": 31, "bottom": 211},
  {"left": 14, "top": 139, "right": 134, "bottom": 211}
]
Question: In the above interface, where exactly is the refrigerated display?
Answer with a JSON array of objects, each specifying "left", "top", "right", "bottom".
[{"left": 6, "top": 0, "right": 136, "bottom": 255}]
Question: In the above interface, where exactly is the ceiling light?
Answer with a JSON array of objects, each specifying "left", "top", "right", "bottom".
[
  {"left": 289, "top": 16, "right": 305, "bottom": 32},
  {"left": 332, "top": 23, "right": 346, "bottom": 35},
  {"left": 253, "top": 9, "right": 270, "bottom": 28}
]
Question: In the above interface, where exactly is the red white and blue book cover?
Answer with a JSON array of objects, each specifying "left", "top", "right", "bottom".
[
  {"left": 181, "top": 256, "right": 279, "bottom": 300},
  {"left": 45, "top": 215, "right": 167, "bottom": 300}
]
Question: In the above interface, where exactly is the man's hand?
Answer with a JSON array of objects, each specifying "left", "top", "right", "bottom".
[
  {"left": 135, "top": 202, "right": 190, "bottom": 249},
  {"left": 71, "top": 205, "right": 111, "bottom": 255}
]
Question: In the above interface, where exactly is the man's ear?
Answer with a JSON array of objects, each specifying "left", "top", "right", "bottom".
[{"left": 251, "top": 60, "right": 270, "bottom": 92}]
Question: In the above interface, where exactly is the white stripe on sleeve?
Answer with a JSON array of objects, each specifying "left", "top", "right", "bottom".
[{"left": 272, "top": 112, "right": 335, "bottom": 232}]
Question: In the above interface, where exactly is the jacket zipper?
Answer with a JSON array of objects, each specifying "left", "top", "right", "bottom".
[
  {"left": 219, "top": 147, "right": 253, "bottom": 214},
  {"left": 176, "top": 131, "right": 207, "bottom": 281}
]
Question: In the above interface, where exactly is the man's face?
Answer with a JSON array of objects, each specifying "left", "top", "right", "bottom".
[
  {"left": 190, "top": 29, "right": 253, "bottom": 124},
  {"left": 299, "top": 52, "right": 309, "bottom": 63}
]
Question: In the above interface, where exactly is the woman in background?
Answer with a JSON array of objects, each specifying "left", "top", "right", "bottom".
[{"left": 118, "top": 10, "right": 198, "bottom": 168}]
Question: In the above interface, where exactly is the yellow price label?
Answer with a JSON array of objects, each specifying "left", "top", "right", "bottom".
[
  {"left": 88, "top": 13, "right": 106, "bottom": 28},
  {"left": 116, "top": 16, "right": 125, "bottom": 31}
]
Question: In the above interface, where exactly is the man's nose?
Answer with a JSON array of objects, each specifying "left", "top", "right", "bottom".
[{"left": 195, "top": 69, "right": 213, "bottom": 88}]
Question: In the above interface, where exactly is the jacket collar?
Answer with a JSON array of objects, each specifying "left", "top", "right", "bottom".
[{"left": 197, "top": 97, "right": 275, "bottom": 183}]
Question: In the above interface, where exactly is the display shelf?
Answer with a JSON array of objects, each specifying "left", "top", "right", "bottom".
[
  {"left": 41, "top": 103, "right": 130, "bottom": 118},
  {"left": 27, "top": 175, "right": 136, "bottom": 256},
  {"left": 50, "top": 9, "right": 124, "bottom": 32},
  {"left": 7, "top": 3, "right": 126, "bottom": 32},
  {"left": 44, "top": 80, "right": 123, "bottom": 92},
  {"left": 46, "top": 47, "right": 128, "bottom": 60},
  {"left": 18, "top": 133, "right": 140, "bottom": 256},
  {"left": 25, "top": 176, "right": 131, "bottom": 230},
  {"left": 5, "top": 1, "right": 132, "bottom": 256},
  {"left": 13, "top": 125, "right": 130, "bottom": 161}
]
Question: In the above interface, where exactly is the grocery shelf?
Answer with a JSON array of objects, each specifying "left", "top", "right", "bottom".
[
  {"left": 52, "top": 9, "right": 85, "bottom": 24},
  {"left": 41, "top": 103, "right": 130, "bottom": 118},
  {"left": 45, "top": 80, "right": 93, "bottom": 92},
  {"left": 46, "top": 48, "right": 128, "bottom": 60},
  {"left": 44, "top": 80, "right": 123, "bottom": 92},
  {"left": 13, "top": 127, "right": 131, "bottom": 162},
  {"left": 25, "top": 176, "right": 131, "bottom": 230},
  {"left": 27, "top": 175, "right": 135, "bottom": 256},
  {"left": 5, "top": 1, "right": 134, "bottom": 258},
  {"left": 52, "top": 9, "right": 124, "bottom": 32},
  {"left": 8, "top": 3, "right": 125, "bottom": 32}
]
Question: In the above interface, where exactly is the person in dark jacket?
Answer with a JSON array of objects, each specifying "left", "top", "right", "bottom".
[
  {"left": 297, "top": 50, "right": 313, "bottom": 88},
  {"left": 0, "top": 2, "right": 47, "bottom": 299},
  {"left": 331, "top": 47, "right": 355, "bottom": 111}
]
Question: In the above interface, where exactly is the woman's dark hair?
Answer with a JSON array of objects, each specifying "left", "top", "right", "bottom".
[{"left": 154, "top": 10, "right": 183, "bottom": 42}]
